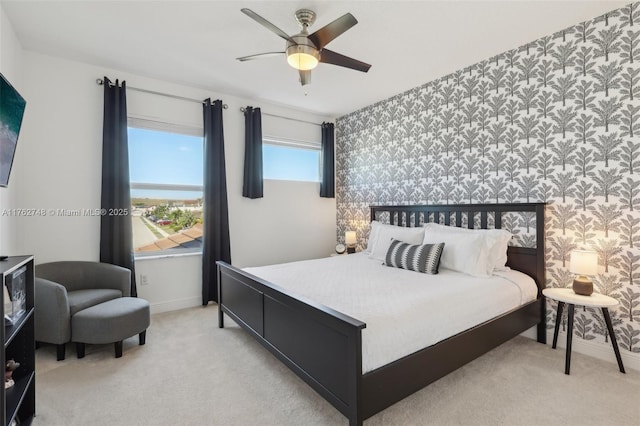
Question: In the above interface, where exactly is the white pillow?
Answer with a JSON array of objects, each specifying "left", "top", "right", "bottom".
[
  {"left": 421, "top": 225, "right": 488, "bottom": 277},
  {"left": 369, "top": 224, "right": 425, "bottom": 262},
  {"left": 364, "top": 221, "right": 381, "bottom": 254},
  {"left": 424, "top": 223, "right": 512, "bottom": 269},
  {"left": 487, "top": 231, "right": 513, "bottom": 271},
  {"left": 423, "top": 223, "right": 512, "bottom": 274}
]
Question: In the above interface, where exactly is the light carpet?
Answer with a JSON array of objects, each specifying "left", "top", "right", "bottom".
[{"left": 33, "top": 306, "right": 639, "bottom": 426}]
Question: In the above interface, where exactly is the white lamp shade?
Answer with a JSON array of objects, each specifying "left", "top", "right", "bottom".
[
  {"left": 345, "top": 231, "right": 357, "bottom": 246},
  {"left": 286, "top": 45, "right": 319, "bottom": 70},
  {"left": 569, "top": 250, "right": 598, "bottom": 275}
]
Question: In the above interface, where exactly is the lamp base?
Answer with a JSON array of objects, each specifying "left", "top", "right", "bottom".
[
  {"left": 346, "top": 245, "right": 356, "bottom": 254},
  {"left": 573, "top": 276, "right": 593, "bottom": 296}
]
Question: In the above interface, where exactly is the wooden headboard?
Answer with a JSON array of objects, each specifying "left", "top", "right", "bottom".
[{"left": 370, "top": 203, "right": 546, "bottom": 296}]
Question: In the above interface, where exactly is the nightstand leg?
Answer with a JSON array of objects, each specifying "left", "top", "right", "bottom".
[
  {"left": 565, "top": 304, "right": 574, "bottom": 375},
  {"left": 552, "top": 301, "right": 565, "bottom": 349},
  {"left": 602, "top": 308, "right": 626, "bottom": 374}
]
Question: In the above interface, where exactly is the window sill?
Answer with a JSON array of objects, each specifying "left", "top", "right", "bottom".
[
  {"left": 134, "top": 251, "right": 202, "bottom": 261},
  {"left": 264, "top": 178, "right": 321, "bottom": 184}
]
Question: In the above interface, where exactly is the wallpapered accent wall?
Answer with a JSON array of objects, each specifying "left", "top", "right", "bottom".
[{"left": 336, "top": 3, "right": 640, "bottom": 355}]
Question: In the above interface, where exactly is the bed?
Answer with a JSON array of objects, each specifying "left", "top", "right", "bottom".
[{"left": 216, "top": 203, "right": 546, "bottom": 425}]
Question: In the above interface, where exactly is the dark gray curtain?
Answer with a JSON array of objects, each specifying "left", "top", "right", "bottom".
[
  {"left": 242, "top": 106, "right": 263, "bottom": 199},
  {"left": 100, "top": 77, "right": 137, "bottom": 297},
  {"left": 202, "top": 99, "right": 231, "bottom": 304},
  {"left": 320, "top": 122, "right": 335, "bottom": 198}
]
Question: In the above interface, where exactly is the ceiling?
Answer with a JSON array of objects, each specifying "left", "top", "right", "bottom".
[{"left": 2, "top": 1, "right": 625, "bottom": 117}]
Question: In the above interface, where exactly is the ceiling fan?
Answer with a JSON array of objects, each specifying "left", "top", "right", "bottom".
[{"left": 237, "top": 8, "right": 371, "bottom": 86}]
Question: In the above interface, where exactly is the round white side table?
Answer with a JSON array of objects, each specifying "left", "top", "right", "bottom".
[{"left": 542, "top": 287, "right": 625, "bottom": 375}]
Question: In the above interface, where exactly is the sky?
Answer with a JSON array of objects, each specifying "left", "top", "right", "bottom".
[
  {"left": 263, "top": 144, "right": 320, "bottom": 182},
  {"left": 129, "top": 127, "right": 203, "bottom": 200},
  {"left": 128, "top": 127, "right": 320, "bottom": 200},
  {"left": 128, "top": 127, "right": 203, "bottom": 185}
]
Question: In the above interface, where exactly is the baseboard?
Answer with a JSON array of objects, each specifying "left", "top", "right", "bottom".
[
  {"left": 546, "top": 330, "right": 640, "bottom": 372},
  {"left": 149, "top": 296, "right": 201, "bottom": 314},
  {"left": 519, "top": 326, "right": 640, "bottom": 371}
]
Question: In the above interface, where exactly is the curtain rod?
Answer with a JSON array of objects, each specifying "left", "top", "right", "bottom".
[
  {"left": 95, "top": 78, "right": 228, "bottom": 108},
  {"left": 239, "top": 107, "right": 321, "bottom": 127}
]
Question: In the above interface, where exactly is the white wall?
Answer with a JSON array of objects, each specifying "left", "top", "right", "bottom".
[
  {"left": 0, "top": 4, "right": 23, "bottom": 254},
  {"left": 12, "top": 51, "right": 336, "bottom": 312}
]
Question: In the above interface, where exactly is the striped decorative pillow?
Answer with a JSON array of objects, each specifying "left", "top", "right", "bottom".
[{"left": 384, "top": 239, "right": 444, "bottom": 274}]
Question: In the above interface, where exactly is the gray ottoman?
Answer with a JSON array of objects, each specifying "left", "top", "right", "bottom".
[{"left": 72, "top": 297, "right": 150, "bottom": 358}]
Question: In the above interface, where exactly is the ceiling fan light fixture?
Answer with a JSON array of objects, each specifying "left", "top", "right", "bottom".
[
  {"left": 286, "top": 44, "right": 319, "bottom": 70},
  {"left": 239, "top": 8, "right": 371, "bottom": 84}
]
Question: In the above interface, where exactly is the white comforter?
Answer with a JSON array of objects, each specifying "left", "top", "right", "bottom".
[{"left": 244, "top": 253, "right": 537, "bottom": 373}]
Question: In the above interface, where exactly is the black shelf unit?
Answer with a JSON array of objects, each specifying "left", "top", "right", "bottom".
[{"left": 2, "top": 256, "right": 35, "bottom": 426}]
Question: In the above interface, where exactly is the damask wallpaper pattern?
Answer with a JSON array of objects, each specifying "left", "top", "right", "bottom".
[{"left": 335, "top": 3, "right": 640, "bottom": 354}]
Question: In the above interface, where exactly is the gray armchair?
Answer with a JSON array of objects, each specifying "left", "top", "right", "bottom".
[{"left": 35, "top": 261, "right": 131, "bottom": 360}]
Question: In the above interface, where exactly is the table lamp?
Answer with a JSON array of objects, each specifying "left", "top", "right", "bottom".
[
  {"left": 569, "top": 250, "right": 598, "bottom": 296},
  {"left": 345, "top": 231, "right": 357, "bottom": 254}
]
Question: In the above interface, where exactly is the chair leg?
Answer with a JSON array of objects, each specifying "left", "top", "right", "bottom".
[
  {"left": 114, "top": 341, "right": 123, "bottom": 358},
  {"left": 57, "top": 344, "right": 66, "bottom": 361},
  {"left": 76, "top": 343, "right": 85, "bottom": 359},
  {"left": 139, "top": 330, "right": 146, "bottom": 346}
]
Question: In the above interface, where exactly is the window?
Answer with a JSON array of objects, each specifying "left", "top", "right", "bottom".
[
  {"left": 128, "top": 119, "right": 203, "bottom": 257},
  {"left": 262, "top": 136, "right": 320, "bottom": 182}
]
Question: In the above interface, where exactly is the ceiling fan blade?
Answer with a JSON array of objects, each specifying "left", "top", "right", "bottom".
[
  {"left": 299, "top": 70, "right": 311, "bottom": 86},
  {"left": 320, "top": 49, "right": 371, "bottom": 73},
  {"left": 241, "top": 8, "right": 297, "bottom": 44},
  {"left": 308, "top": 13, "right": 357, "bottom": 49},
  {"left": 237, "top": 52, "right": 285, "bottom": 62}
]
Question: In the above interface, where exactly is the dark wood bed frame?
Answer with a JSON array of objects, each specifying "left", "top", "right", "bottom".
[{"left": 217, "top": 203, "right": 546, "bottom": 425}]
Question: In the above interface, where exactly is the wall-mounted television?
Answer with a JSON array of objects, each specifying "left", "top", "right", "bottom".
[{"left": 0, "top": 73, "right": 26, "bottom": 187}]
